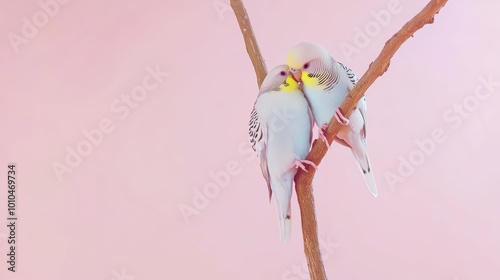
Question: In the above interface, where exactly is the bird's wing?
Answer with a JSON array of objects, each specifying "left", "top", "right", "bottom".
[
  {"left": 307, "top": 101, "right": 315, "bottom": 145},
  {"left": 358, "top": 96, "right": 368, "bottom": 140},
  {"left": 338, "top": 61, "right": 359, "bottom": 86},
  {"left": 339, "top": 62, "right": 367, "bottom": 139},
  {"left": 249, "top": 106, "right": 272, "bottom": 200}
]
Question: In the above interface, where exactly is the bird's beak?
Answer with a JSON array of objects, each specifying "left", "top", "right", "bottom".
[{"left": 289, "top": 69, "right": 302, "bottom": 83}]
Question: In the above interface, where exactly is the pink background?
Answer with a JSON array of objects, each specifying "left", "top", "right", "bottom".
[{"left": 1, "top": 0, "right": 500, "bottom": 279}]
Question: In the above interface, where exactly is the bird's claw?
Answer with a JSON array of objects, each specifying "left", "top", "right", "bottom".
[
  {"left": 335, "top": 108, "right": 350, "bottom": 125},
  {"left": 319, "top": 125, "right": 330, "bottom": 149},
  {"left": 293, "top": 159, "right": 318, "bottom": 172}
]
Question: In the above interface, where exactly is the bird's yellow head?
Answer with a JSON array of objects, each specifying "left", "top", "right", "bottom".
[
  {"left": 259, "top": 65, "right": 299, "bottom": 94},
  {"left": 286, "top": 42, "right": 331, "bottom": 88}
]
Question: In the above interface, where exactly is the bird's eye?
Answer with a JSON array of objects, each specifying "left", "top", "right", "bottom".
[
  {"left": 279, "top": 71, "right": 286, "bottom": 76},
  {"left": 304, "top": 63, "right": 309, "bottom": 69}
]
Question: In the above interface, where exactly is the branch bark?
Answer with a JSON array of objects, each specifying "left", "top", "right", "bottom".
[
  {"left": 230, "top": 0, "right": 267, "bottom": 87},
  {"left": 231, "top": 0, "right": 448, "bottom": 279}
]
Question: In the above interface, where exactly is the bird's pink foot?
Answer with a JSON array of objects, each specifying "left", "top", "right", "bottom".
[
  {"left": 319, "top": 124, "right": 330, "bottom": 149},
  {"left": 335, "top": 108, "right": 350, "bottom": 125},
  {"left": 293, "top": 159, "right": 318, "bottom": 172}
]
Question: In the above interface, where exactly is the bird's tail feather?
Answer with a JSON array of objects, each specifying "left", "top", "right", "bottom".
[
  {"left": 351, "top": 141, "right": 378, "bottom": 197},
  {"left": 278, "top": 206, "right": 292, "bottom": 243},
  {"left": 273, "top": 182, "right": 292, "bottom": 243},
  {"left": 361, "top": 163, "right": 378, "bottom": 197}
]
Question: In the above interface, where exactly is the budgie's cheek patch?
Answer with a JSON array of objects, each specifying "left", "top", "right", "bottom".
[
  {"left": 301, "top": 72, "right": 320, "bottom": 88},
  {"left": 280, "top": 77, "right": 299, "bottom": 92}
]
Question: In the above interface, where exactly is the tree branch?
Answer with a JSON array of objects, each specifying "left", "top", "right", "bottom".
[
  {"left": 295, "top": 1, "right": 447, "bottom": 278},
  {"left": 295, "top": 0, "right": 449, "bottom": 190},
  {"left": 231, "top": 0, "right": 448, "bottom": 279},
  {"left": 230, "top": 0, "right": 328, "bottom": 277},
  {"left": 230, "top": 0, "right": 267, "bottom": 87}
]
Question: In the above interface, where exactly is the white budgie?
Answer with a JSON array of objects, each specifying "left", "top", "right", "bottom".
[
  {"left": 286, "top": 42, "right": 378, "bottom": 197},
  {"left": 249, "top": 65, "right": 316, "bottom": 243}
]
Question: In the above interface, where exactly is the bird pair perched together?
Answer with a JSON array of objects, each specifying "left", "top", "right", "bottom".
[{"left": 248, "top": 42, "right": 378, "bottom": 243}]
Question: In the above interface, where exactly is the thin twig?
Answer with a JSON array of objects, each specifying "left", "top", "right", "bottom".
[{"left": 230, "top": 0, "right": 267, "bottom": 86}]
